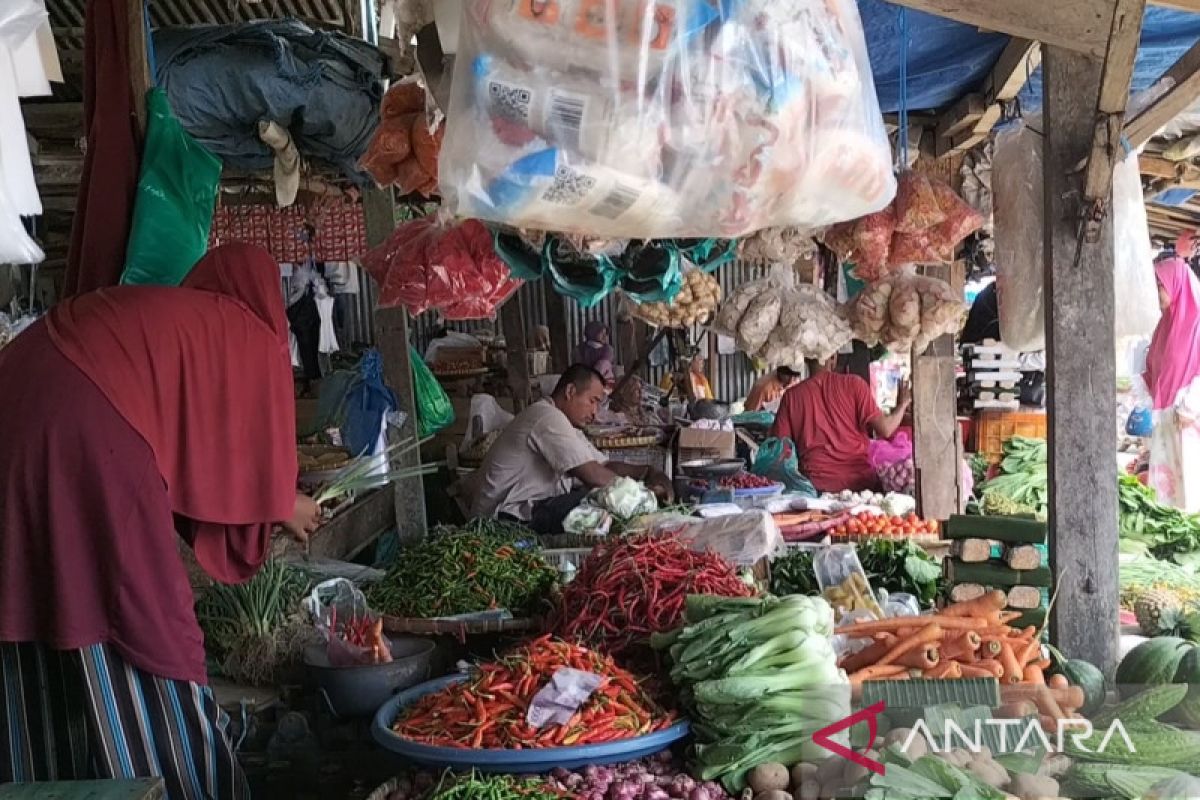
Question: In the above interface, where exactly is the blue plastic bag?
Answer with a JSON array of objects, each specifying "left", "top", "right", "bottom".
[
  {"left": 752, "top": 437, "right": 817, "bottom": 496},
  {"left": 1126, "top": 406, "right": 1153, "bottom": 437},
  {"left": 342, "top": 350, "right": 397, "bottom": 456}
]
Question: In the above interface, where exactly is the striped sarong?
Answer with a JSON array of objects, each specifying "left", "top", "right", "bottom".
[{"left": 0, "top": 642, "right": 248, "bottom": 799}]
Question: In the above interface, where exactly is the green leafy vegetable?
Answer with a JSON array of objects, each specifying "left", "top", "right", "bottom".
[
  {"left": 1119, "top": 474, "right": 1200, "bottom": 563},
  {"left": 769, "top": 539, "right": 944, "bottom": 608}
]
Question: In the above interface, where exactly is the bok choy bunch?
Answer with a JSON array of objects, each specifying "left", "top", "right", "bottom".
[{"left": 651, "top": 594, "right": 850, "bottom": 792}]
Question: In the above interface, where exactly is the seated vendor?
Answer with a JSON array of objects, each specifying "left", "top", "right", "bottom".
[
  {"left": 745, "top": 366, "right": 802, "bottom": 412},
  {"left": 770, "top": 356, "right": 911, "bottom": 493},
  {"left": 660, "top": 353, "right": 715, "bottom": 400},
  {"left": 470, "top": 364, "right": 672, "bottom": 535}
]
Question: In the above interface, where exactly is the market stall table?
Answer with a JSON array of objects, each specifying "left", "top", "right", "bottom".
[{"left": 0, "top": 780, "right": 165, "bottom": 800}]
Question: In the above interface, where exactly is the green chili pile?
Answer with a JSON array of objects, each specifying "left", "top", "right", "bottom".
[{"left": 367, "top": 524, "right": 557, "bottom": 618}]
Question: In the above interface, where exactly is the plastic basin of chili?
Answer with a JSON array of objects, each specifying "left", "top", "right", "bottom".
[{"left": 371, "top": 675, "right": 691, "bottom": 772}]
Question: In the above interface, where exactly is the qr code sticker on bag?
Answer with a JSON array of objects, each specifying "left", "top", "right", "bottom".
[
  {"left": 543, "top": 165, "right": 597, "bottom": 206},
  {"left": 487, "top": 80, "right": 533, "bottom": 123}
]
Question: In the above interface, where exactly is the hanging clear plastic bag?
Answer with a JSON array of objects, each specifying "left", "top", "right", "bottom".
[
  {"left": 438, "top": 0, "right": 895, "bottom": 238},
  {"left": 302, "top": 578, "right": 393, "bottom": 667},
  {"left": 995, "top": 120, "right": 1157, "bottom": 353}
]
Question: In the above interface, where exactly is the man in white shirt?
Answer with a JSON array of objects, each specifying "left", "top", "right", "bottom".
[{"left": 471, "top": 365, "right": 672, "bottom": 535}]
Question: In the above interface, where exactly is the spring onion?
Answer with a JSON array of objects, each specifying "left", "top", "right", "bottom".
[{"left": 313, "top": 436, "right": 437, "bottom": 505}]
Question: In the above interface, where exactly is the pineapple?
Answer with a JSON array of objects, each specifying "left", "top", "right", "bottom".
[{"left": 1135, "top": 588, "right": 1184, "bottom": 636}]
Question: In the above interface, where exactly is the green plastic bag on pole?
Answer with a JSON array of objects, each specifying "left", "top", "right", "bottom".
[
  {"left": 121, "top": 89, "right": 222, "bottom": 287},
  {"left": 410, "top": 346, "right": 454, "bottom": 437}
]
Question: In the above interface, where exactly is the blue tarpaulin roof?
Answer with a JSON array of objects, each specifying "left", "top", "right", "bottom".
[{"left": 861, "top": 1, "right": 1200, "bottom": 115}]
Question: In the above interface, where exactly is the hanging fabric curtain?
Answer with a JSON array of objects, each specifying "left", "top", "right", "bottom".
[{"left": 63, "top": 0, "right": 141, "bottom": 295}]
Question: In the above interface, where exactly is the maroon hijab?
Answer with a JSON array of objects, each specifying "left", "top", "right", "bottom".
[{"left": 47, "top": 244, "right": 297, "bottom": 526}]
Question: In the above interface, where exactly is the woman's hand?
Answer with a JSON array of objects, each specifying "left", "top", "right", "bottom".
[{"left": 281, "top": 493, "right": 322, "bottom": 544}]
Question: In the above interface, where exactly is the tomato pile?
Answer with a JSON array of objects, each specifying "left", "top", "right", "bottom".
[
  {"left": 832, "top": 511, "right": 940, "bottom": 540},
  {"left": 718, "top": 472, "right": 777, "bottom": 490}
]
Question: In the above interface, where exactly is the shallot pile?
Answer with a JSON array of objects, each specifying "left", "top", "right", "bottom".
[{"left": 546, "top": 754, "right": 732, "bottom": 800}]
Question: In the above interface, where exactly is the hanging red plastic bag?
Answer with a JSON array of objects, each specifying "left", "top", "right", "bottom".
[
  {"left": 360, "top": 80, "right": 443, "bottom": 196},
  {"left": 361, "top": 215, "right": 522, "bottom": 319},
  {"left": 927, "top": 181, "right": 984, "bottom": 255},
  {"left": 893, "top": 172, "right": 945, "bottom": 234},
  {"left": 852, "top": 207, "right": 896, "bottom": 280}
]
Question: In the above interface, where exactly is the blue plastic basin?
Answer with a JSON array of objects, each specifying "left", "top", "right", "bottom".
[{"left": 371, "top": 674, "right": 690, "bottom": 773}]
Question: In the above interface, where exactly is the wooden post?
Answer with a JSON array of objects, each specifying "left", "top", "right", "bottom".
[
  {"left": 543, "top": 282, "right": 570, "bottom": 373},
  {"left": 127, "top": 0, "right": 151, "bottom": 139},
  {"left": 1043, "top": 47, "right": 1120, "bottom": 676},
  {"left": 500, "top": 293, "right": 532, "bottom": 410},
  {"left": 363, "top": 187, "right": 428, "bottom": 544},
  {"left": 913, "top": 264, "right": 963, "bottom": 519}
]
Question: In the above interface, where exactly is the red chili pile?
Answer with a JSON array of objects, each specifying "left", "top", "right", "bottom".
[
  {"left": 391, "top": 637, "right": 675, "bottom": 749},
  {"left": 551, "top": 533, "right": 755, "bottom": 656}
]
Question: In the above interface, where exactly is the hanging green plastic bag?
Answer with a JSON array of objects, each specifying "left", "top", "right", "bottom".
[
  {"left": 410, "top": 346, "right": 454, "bottom": 437},
  {"left": 752, "top": 437, "right": 817, "bottom": 496},
  {"left": 121, "top": 89, "right": 222, "bottom": 287}
]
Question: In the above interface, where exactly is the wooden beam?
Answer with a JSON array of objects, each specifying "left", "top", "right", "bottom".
[
  {"left": 1125, "top": 40, "right": 1200, "bottom": 148},
  {"left": 1081, "top": 0, "right": 1146, "bottom": 228},
  {"left": 1043, "top": 46, "right": 1121, "bottom": 678},
  {"left": 363, "top": 186, "right": 428, "bottom": 545},
  {"left": 985, "top": 39, "right": 1042, "bottom": 104},
  {"left": 543, "top": 282, "right": 570, "bottom": 374},
  {"left": 933, "top": 40, "right": 1039, "bottom": 159},
  {"left": 882, "top": 0, "right": 1113, "bottom": 58},
  {"left": 1149, "top": 0, "right": 1200, "bottom": 10},
  {"left": 499, "top": 293, "right": 532, "bottom": 411},
  {"left": 127, "top": 0, "right": 150, "bottom": 138}
]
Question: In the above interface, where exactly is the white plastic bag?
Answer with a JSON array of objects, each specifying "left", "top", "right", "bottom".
[
  {"left": 667, "top": 509, "right": 783, "bottom": 565},
  {"left": 461, "top": 393, "right": 514, "bottom": 453},
  {"left": 995, "top": 120, "right": 1157, "bottom": 352},
  {"left": 438, "top": 0, "right": 895, "bottom": 238}
]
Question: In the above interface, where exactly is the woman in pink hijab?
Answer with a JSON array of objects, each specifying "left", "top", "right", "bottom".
[{"left": 1145, "top": 255, "right": 1200, "bottom": 511}]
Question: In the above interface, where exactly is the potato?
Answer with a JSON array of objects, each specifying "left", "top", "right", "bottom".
[
  {"left": 843, "top": 749, "right": 878, "bottom": 787},
  {"left": 797, "top": 780, "right": 820, "bottom": 800},
  {"left": 814, "top": 757, "right": 845, "bottom": 787},
  {"left": 790, "top": 763, "right": 819, "bottom": 791},
  {"left": 747, "top": 763, "right": 791, "bottom": 794},
  {"left": 752, "top": 792, "right": 793, "bottom": 800},
  {"left": 1008, "top": 773, "right": 1058, "bottom": 800},
  {"left": 967, "top": 758, "right": 1009, "bottom": 789}
]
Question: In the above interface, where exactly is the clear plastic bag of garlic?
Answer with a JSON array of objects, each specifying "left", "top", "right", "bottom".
[
  {"left": 848, "top": 269, "right": 966, "bottom": 354},
  {"left": 758, "top": 283, "right": 854, "bottom": 366},
  {"left": 630, "top": 268, "right": 722, "bottom": 328},
  {"left": 736, "top": 227, "right": 819, "bottom": 265}
]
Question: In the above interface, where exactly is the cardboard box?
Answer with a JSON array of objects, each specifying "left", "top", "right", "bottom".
[{"left": 676, "top": 428, "right": 736, "bottom": 460}]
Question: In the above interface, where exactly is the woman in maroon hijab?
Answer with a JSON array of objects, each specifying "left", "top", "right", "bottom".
[{"left": 0, "top": 244, "right": 319, "bottom": 798}]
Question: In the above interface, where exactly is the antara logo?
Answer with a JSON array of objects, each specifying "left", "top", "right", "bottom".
[{"left": 812, "top": 702, "right": 1137, "bottom": 775}]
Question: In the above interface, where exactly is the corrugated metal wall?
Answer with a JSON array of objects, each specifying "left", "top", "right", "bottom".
[{"left": 375, "top": 266, "right": 776, "bottom": 403}]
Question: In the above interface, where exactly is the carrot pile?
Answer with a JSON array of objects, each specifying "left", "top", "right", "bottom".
[
  {"left": 391, "top": 637, "right": 677, "bottom": 749},
  {"left": 837, "top": 590, "right": 1079, "bottom": 705},
  {"left": 550, "top": 533, "right": 755, "bottom": 656}
]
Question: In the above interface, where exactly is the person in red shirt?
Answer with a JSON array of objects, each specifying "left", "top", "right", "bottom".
[{"left": 770, "top": 357, "right": 911, "bottom": 493}]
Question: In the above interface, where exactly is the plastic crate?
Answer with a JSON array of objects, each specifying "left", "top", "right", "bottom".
[{"left": 973, "top": 410, "right": 1047, "bottom": 463}]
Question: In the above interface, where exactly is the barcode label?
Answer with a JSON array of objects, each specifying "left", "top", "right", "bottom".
[
  {"left": 547, "top": 91, "right": 586, "bottom": 147},
  {"left": 590, "top": 183, "right": 640, "bottom": 219}
]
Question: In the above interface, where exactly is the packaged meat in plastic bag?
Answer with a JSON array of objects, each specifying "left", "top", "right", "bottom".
[
  {"left": 893, "top": 172, "right": 945, "bottom": 234},
  {"left": 439, "top": 0, "right": 895, "bottom": 237},
  {"left": 361, "top": 214, "right": 522, "bottom": 319}
]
